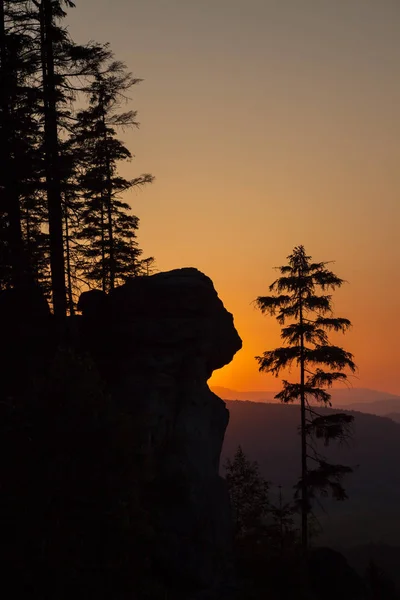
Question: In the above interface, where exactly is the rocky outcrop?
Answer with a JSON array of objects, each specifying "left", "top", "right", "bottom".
[{"left": 80, "top": 268, "right": 242, "bottom": 598}]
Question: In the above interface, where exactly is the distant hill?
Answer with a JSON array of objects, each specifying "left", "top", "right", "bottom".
[
  {"left": 330, "top": 388, "right": 400, "bottom": 406},
  {"left": 386, "top": 412, "right": 400, "bottom": 424},
  {"left": 222, "top": 401, "right": 400, "bottom": 549},
  {"left": 212, "top": 386, "right": 277, "bottom": 402},
  {"left": 337, "top": 400, "right": 400, "bottom": 417},
  {"left": 212, "top": 386, "right": 400, "bottom": 414}
]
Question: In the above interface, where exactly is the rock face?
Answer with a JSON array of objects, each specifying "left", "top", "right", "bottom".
[{"left": 80, "top": 268, "right": 242, "bottom": 598}]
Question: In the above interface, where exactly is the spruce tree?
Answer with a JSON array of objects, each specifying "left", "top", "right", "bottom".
[
  {"left": 224, "top": 445, "right": 270, "bottom": 538},
  {"left": 255, "top": 245, "right": 356, "bottom": 551},
  {"left": 269, "top": 486, "right": 297, "bottom": 552},
  {"left": 71, "top": 62, "right": 153, "bottom": 293}
]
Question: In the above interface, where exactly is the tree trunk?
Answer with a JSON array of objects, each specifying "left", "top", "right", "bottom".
[
  {"left": 278, "top": 487, "right": 284, "bottom": 552},
  {"left": 64, "top": 197, "right": 74, "bottom": 315},
  {"left": 40, "top": 0, "right": 66, "bottom": 318},
  {"left": 100, "top": 197, "right": 106, "bottom": 293},
  {"left": 0, "top": 0, "right": 25, "bottom": 288},
  {"left": 299, "top": 280, "right": 308, "bottom": 552},
  {"left": 102, "top": 105, "right": 115, "bottom": 290}
]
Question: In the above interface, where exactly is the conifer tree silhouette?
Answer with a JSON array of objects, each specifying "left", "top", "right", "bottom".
[{"left": 255, "top": 245, "right": 356, "bottom": 551}]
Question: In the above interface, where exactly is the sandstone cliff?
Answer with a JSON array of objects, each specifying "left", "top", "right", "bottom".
[{"left": 79, "top": 268, "right": 242, "bottom": 598}]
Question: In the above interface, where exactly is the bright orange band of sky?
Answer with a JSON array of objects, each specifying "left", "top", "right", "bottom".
[{"left": 69, "top": 0, "right": 400, "bottom": 394}]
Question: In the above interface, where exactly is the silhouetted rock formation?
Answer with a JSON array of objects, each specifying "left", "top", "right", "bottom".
[{"left": 80, "top": 268, "right": 242, "bottom": 598}]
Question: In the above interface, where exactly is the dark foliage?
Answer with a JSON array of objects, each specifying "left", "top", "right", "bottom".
[
  {"left": 0, "top": 307, "right": 165, "bottom": 598},
  {"left": 70, "top": 60, "right": 154, "bottom": 294},
  {"left": 224, "top": 445, "right": 270, "bottom": 538},
  {"left": 0, "top": 0, "right": 153, "bottom": 315},
  {"left": 226, "top": 446, "right": 368, "bottom": 600}
]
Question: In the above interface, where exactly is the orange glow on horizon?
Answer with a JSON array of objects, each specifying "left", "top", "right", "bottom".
[{"left": 207, "top": 262, "right": 400, "bottom": 395}]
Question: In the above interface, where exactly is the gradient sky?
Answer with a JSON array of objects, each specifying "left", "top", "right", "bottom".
[{"left": 68, "top": 1, "right": 400, "bottom": 394}]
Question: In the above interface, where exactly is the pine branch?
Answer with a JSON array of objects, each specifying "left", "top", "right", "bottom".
[
  {"left": 307, "top": 369, "right": 348, "bottom": 388},
  {"left": 314, "top": 317, "right": 352, "bottom": 332},
  {"left": 305, "top": 345, "right": 356, "bottom": 372},
  {"left": 254, "top": 294, "right": 291, "bottom": 316},
  {"left": 305, "top": 413, "right": 354, "bottom": 447},
  {"left": 255, "top": 346, "right": 300, "bottom": 375}
]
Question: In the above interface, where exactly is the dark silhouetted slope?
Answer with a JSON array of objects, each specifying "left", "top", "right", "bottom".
[
  {"left": 222, "top": 401, "right": 400, "bottom": 547},
  {"left": 211, "top": 386, "right": 277, "bottom": 402},
  {"left": 213, "top": 386, "right": 400, "bottom": 406},
  {"left": 337, "top": 400, "right": 400, "bottom": 417}
]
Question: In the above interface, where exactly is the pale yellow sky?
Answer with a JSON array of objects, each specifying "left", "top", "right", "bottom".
[{"left": 69, "top": 0, "right": 400, "bottom": 393}]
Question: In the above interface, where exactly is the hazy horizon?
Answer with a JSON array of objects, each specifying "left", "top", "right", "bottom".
[{"left": 211, "top": 385, "right": 400, "bottom": 401}]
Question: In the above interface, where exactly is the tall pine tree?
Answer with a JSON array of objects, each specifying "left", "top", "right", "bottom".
[
  {"left": 255, "top": 245, "right": 356, "bottom": 551},
  {"left": 71, "top": 62, "right": 153, "bottom": 293}
]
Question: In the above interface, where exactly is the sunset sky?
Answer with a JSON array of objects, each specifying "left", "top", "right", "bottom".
[{"left": 69, "top": 0, "right": 400, "bottom": 394}]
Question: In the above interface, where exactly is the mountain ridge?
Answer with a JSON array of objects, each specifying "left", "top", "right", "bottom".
[{"left": 212, "top": 385, "right": 400, "bottom": 407}]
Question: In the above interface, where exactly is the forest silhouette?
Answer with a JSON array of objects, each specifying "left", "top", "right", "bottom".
[{"left": 1, "top": 2, "right": 399, "bottom": 599}]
